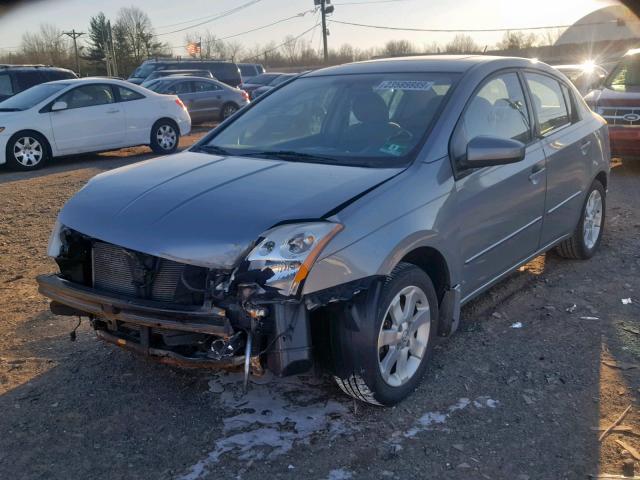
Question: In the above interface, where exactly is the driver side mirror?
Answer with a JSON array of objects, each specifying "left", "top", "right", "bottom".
[
  {"left": 51, "top": 101, "right": 68, "bottom": 112},
  {"left": 459, "top": 135, "right": 525, "bottom": 169}
]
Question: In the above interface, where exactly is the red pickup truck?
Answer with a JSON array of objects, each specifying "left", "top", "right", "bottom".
[{"left": 585, "top": 49, "right": 640, "bottom": 158}]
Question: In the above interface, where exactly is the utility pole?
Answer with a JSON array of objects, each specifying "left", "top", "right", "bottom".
[
  {"left": 62, "top": 29, "right": 85, "bottom": 75},
  {"left": 315, "top": 0, "right": 334, "bottom": 63}
]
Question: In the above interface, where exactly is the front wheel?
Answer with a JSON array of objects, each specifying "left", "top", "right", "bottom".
[
  {"left": 556, "top": 179, "right": 606, "bottom": 259},
  {"left": 331, "top": 262, "right": 439, "bottom": 406},
  {"left": 6, "top": 132, "right": 49, "bottom": 171},
  {"left": 150, "top": 120, "right": 180, "bottom": 154}
]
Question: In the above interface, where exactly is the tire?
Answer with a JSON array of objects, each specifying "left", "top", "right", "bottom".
[
  {"left": 556, "top": 179, "right": 606, "bottom": 260},
  {"left": 150, "top": 120, "right": 180, "bottom": 154},
  {"left": 331, "top": 262, "right": 439, "bottom": 406},
  {"left": 6, "top": 131, "right": 49, "bottom": 171},
  {"left": 220, "top": 103, "right": 239, "bottom": 121}
]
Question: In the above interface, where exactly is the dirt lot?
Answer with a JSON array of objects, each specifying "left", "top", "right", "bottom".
[{"left": 0, "top": 132, "right": 639, "bottom": 480}]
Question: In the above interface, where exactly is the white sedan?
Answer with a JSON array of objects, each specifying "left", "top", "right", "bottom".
[{"left": 0, "top": 78, "right": 191, "bottom": 170}]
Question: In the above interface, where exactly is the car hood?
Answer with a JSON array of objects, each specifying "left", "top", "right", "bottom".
[
  {"left": 590, "top": 87, "right": 640, "bottom": 106},
  {"left": 59, "top": 151, "right": 401, "bottom": 269}
]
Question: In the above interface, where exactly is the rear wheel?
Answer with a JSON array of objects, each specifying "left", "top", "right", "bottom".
[
  {"left": 150, "top": 120, "right": 179, "bottom": 154},
  {"left": 331, "top": 263, "right": 438, "bottom": 406},
  {"left": 6, "top": 132, "right": 49, "bottom": 171},
  {"left": 556, "top": 179, "right": 605, "bottom": 259},
  {"left": 220, "top": 103, "right": 238, "bottom": 121}
]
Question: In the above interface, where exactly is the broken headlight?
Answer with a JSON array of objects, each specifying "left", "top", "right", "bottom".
[
  {"left": 246, "top": 222, "right": 343, "bottom": 296},
  {"left": 47, "top": 219, "right": 64, "bottom": 257}
]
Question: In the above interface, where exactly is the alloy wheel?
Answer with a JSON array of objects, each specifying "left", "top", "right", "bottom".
[
  {"left": 583, "top": 189, "right": 603, "bottom": 250},
  {"left": 222, "top": 105, "right": 237, "bottom": 119},
  {"left": 377, "top": 285, "right": 431, "bottom": 387},
  {"left": 156, "top": 125, "right": 177, "bottom": 151},
  {"left": 13, "top": 136, "right": 43, "bottom": 167}
]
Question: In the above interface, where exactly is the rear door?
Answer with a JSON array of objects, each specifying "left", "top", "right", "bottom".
[
  {"left": 523, "top": 72, "right": 591, "bottom": 246},
  {"left": 50, "top": 83, "right": 125, "bottom": 153},
  {"left": 191, "top": 80, "right": 224, "bottom": 120},
  {"left": 453, "top": 71, "right": 547, "bottom": 299},
  {"left": 168, "top": 80, "right": 198, "bottom": 120}
]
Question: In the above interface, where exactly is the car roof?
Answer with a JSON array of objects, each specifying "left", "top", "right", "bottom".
[
  {"left": 302, "top": 55, "right": 548, "bottom": 76},
  {"left": 45, "top": 77, "right": 136, "bottom": 86},
  {"left": 0, "top": 64, "right": 74, "bottom": 72}
]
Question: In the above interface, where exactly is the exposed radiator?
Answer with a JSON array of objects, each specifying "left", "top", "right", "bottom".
[{"left": 92, "top": 241, "right": 188, "bottom": 303}]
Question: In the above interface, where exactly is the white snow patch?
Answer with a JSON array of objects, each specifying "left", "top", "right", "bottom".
[
  {"left": 403, "top": 396, "right": 498, "bottom": 439},
  {"left": 511, "top": 322, "right": 523, "bottom": 329},
  {"left": 328, "top": 468, "right": 354, "bottom": 479},
  {"left": 178, "top": 372, "right": 353, "bottom": 480}
]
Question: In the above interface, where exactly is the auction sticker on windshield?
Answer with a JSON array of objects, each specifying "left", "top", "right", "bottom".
[{"left": 375, "top": 80, "right": 435, "bottom": 91}]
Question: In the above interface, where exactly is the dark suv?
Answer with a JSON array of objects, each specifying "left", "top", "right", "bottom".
[{"left": 0, "top": 65, "right": 77, "bottom": 101}]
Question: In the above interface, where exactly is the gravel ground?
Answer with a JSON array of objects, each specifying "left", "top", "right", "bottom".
[{"left": 0, "top": 135, "right": 639, "bottom": 480}]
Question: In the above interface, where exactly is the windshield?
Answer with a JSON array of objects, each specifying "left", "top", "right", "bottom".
[
  {"left": 607, "top": 55, "right": 640, "bottom": 91},
  {"left": 130, "top": 63, "right": 158, "bottom": 79},
  {"left": 201, "top": 72, "right": 457, "bottom": 167},
  {"left": 247, "top": 73, "right": 281, "bottom": 85},
  {"left": 0, "top": 83, "right": 68, "bottom": 111}
]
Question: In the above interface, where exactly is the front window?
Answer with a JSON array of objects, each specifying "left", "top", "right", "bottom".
[
  {"left": 607, "top": 55, "right": 640, "bottom": 91},
  {"left": 0, "top": 83, "right": 67, "bottom": 111},
  {"left": 200, "top": 72, "right": 457, "bottom": 167}
]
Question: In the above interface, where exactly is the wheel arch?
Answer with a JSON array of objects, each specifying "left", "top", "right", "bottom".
[
  {"left": 7, "top": 129, "right": 54, "bottom": 158},
  {"left": 397, "top": 246, "right": 451, "bottom": 304},
  {"left": 594, "top": 170, "right": 608, "bottom": 192}
]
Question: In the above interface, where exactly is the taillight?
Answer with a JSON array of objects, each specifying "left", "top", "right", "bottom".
[
  {"left": 241, "top": 90, "right": 250, "bottom": 102},
  {"left": 175, "top": 98, "right": 187, "bottom": 110}
]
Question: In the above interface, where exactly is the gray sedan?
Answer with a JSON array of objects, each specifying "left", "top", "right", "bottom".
[
  {"left": 145, "top": 76, "right": 249, "bottom": 123},
  {"left": 38, "top": 56, "right": 609, "bottom": 405}
]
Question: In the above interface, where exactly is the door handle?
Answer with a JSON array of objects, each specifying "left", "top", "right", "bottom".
[
  {"left": 106, "top": 108, "right": 120, "bottom": 114},
  {"left": 580, "top": 140, "right": 592, "bottom": 155},
  {"left": 528, "top": 163, "right": 546, "bottom": 184}
]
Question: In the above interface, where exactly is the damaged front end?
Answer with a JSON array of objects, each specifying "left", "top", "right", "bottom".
[{"left": 37, "top": 221, "right": 347, "bottom": 381}]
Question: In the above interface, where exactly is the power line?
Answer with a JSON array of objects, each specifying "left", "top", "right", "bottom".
[
  {"left": 334, "top": 0, "right": 410, "bottom": 5},
  {"left": 328, "top": 18, "right": 629, "bottom": 33},
  {"left": 243, "top": 22, "right": 320, "bottom": 61},
  {"left": 165, "top": 9, "right": 317, "bottom": 51},
  {"left": 154, "top": 0, "right": 264, "bottom": 36}
]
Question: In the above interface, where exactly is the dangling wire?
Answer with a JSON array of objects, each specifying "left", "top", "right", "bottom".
[{"left": 69, "top": 316, "right": 81, "bottom": 342}]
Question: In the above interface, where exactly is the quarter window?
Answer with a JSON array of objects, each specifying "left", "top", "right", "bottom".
[
  {"left": 117, "top": 86, "right": 144, "bottom": 102},
  {"left": 193, "top": 81, "right": 220, "bottom": 92},
  {"left": 524, "top": 73, "right": 570, "bottom": 135},
  {"left": 461, "top": 73, "right": 531, "bottom": 144},
  {"left": 58, "top": 84, "right": 115, "bottom": 109},
  {"left": 0, "top": 73, "right": 14, "bottom": 96}
]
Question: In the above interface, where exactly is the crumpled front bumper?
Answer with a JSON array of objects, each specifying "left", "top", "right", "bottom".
[{"left": 36, "top": 274, "right": 232, "bottom": 336}]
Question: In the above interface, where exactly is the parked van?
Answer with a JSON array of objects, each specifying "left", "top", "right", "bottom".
[
  {"left": 128, "top": 60, "right": 242, "bottom": 87},
  {"left": 0, "top": 65, "right": 77, "bottom": 102}
]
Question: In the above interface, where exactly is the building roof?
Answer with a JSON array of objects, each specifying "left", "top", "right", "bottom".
[{"left": 555, "top": 4, "right": 640, "bottom": 46}]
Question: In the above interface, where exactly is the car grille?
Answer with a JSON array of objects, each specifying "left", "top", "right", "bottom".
[
  {"left": 92, "top": 241, "right": 207, "bottom": 305},
  {"left": 599, "top": 106, "right": 640, "bottom": 126}
]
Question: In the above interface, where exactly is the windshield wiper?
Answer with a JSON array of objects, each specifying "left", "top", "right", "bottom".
[
  {"left": 239, "top": 150, "right": 338, "bottom": 163},
  {"left": 193, "top": 144, "right": 231, "bottom": 156}
]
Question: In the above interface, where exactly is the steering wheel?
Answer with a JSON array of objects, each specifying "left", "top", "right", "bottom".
[{"left": 385, "top": 123, "right": 414, "bottom": 144}]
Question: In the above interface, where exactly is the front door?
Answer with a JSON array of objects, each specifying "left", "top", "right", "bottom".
[
  {"left": 50, "top": 83, "right": 125, "bottom": 154},
  {"left": 454, "top": 72, "right": 547, "bottom": 299}
]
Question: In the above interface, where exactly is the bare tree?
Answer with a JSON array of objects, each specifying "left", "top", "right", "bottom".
[
  {"left": 496, "top": 31, "right": 538, "bottom": 51},
  {"left": 539, "top": 27, "right": 565, "bottom": 46},
  {"left": 444, "top": 34, "right": 479, "bottom": 54},
  {"left": 382, "top": 39, "right": 414, "bottom": 57},
  {"left": 21, "top": 24, "right": 71, "bottom": 66},
  {"left": 225, "top": 41, "right": 244, "bottom": 61},
  {"left": 114, "top": 7, "right": 164, "bottom": 62},
  {"left": 281, "top": 34, "right": 302, "bottom": 64}
]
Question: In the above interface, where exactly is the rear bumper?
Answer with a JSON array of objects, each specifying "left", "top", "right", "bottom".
[
  {"left": 36, "top": 274, "right": 232, "bottom": 336},
  {"left": 608, "top": 126, "right": 640, "bottom": 156}
]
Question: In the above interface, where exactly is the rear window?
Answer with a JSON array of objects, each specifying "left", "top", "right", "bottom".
[
  {"left": 239, "top": 65, "right": 256, "bottom": 77},
  {"left": 525, "top": 73, "right": 570, "bottom": 135},
  {"left": 45, "top": 70, "right": 76, "bottom": 81},
  {"left": 209, "top": 63, "right": 240, "bottom": 81},
  {"left": 15, "top": 71, "right": 44, "bottom": 91}
]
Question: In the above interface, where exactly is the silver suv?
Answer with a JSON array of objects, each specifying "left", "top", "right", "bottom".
[{"left": 38, "top": 56, "right": 610, "bottom": 405}]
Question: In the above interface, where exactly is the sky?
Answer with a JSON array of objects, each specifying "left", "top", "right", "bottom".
[{"left": 0, "top": 0, "right": 618, "bottom": 56}]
